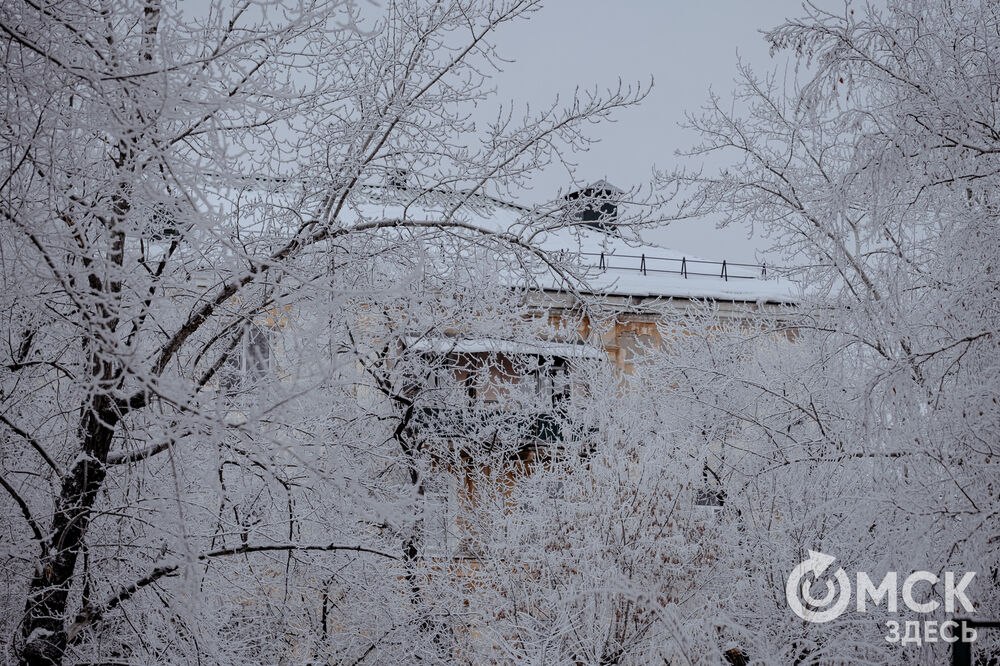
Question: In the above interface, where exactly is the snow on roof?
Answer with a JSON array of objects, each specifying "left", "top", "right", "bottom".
[
  {"left": 344, "top": 185, "right": 798, "bottom": 304},
  {"left": 191, "top": 179, "right": 797, "bottom": 304},
  {"left": 570, "top": 179, "right": 623, "bottom": 195}
]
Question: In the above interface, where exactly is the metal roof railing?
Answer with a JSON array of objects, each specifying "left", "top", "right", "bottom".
[{"left": 578, "top": 251, "right": 768, "bottom": 282}]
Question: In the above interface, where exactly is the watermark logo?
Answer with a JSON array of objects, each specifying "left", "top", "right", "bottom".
[
  {"left": 785, "top": 550, "right": 979, "bottom": 646},
  {"left": 786, "top": 550, "right": 852, "bottom": 623}
]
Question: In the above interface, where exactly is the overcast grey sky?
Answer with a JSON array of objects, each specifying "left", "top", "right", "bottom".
[{"left": 488, "top": 1, "right": 810, "bottom": 264}]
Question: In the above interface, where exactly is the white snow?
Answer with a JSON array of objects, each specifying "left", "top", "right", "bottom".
[
  {"left": 343, "top": 185, "right": 799, "bottom": 303},
  {"left": 192, "top": 180, "right": 798, "bottom": 303}
]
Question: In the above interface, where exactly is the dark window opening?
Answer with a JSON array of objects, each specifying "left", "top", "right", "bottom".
[{"left": 695, "top": 465, "right": 726, "bottom": 507}]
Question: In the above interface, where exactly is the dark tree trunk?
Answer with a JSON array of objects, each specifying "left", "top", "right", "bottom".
[{"left": 19, "top": 395, "right": 119, "bottom": 666}]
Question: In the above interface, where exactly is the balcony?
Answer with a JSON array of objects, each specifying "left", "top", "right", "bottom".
[{"left": 413, "top": 407, "right": 574, "bottom": 446}]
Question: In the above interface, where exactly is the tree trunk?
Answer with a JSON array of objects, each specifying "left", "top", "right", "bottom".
[{"left": 19, "top": 395, "right": 119, "bottom": 666}]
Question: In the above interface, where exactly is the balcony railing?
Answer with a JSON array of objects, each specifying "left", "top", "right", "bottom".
[
  {"left": 575, "top": 251, "right": 769, "bottom": 282},
  {"left": 414, "top": 407, "right": 571, "bottom": 444}
]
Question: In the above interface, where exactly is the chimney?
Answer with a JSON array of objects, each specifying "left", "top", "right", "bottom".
[
  {"left": 564, "top": 180, "right": 623, "bottom": 232},
  {"left": 387, "top": 167, "right": 409, "bottom": 189}
]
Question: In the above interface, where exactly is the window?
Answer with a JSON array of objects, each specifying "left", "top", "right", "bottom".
[
  {"left": 534, "top": 357, "right": 571, "bottom": 408},
  {"left": 220, "top": 324, "right": 273, "bottom": 393},
  {"left": 693, "top": 465, "right": 726, "bottom": 518},
  {"left": 244, "top": 325, "right": 272, "bottom": 379},
  {"left": 694, "top": 486, "right": 725, "bottom": 508},
  {"left": 422, "top": 472, "right": 458, "bottom": 556}
]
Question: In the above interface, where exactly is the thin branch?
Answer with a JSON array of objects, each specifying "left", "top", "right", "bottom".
[
  {"left": 0, "top": 413, "right": 62, "bottom": 475},
  {"left": 0, "top": 472, "right": 47, "bottom": 550},
  {"left": 67, "top": 542, "right": 398, "bottom": 642}
]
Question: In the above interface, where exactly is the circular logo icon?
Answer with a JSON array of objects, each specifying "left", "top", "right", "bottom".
[{"left": 786, "top": 550, "right": 851, "bottom": 623}]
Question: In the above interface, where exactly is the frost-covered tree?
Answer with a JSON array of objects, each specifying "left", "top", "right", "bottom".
[
  {"left": 0, "top": 1, "right": 651, "bottom": 663},
  {"left": 458, "top": 344, "right": 745, "bottom": 665},
  {"left": 661, "top": 1, "right": 1000, "bottom": 662}
]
